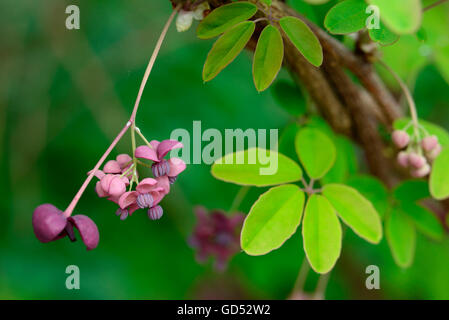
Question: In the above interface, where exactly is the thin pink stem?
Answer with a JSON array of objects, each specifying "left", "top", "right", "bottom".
[
  {"left": 63, "top": 4, "right": 180, "bottom": 217},
  {"left": 129, "top": 5, "right": 180, "bottom": 122},
  {"left": 64, "top": 121, "right": 132, "bottom": 217}
]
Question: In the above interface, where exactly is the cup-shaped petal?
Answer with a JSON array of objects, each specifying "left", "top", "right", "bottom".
[
  {"left": 32, "top": 204, "right": 67, "bottom": 243},
  {"left": 118, "top": 191, "right": 138, "bottom": 209},
  {"left": 135, "top": 146, "right": 159, "bottom": 162},
  {"left": 136, "top": 178, "right": 158, "bottom": 193},
  {"left": 157, "top": 140, "right": 183, "bottom": 159},
  {"left": 103, "top": 160, "right": 121, "bottom": 174},
  {"left": 68, "top": 215, "right": 99, "bottom": 250},
  {"left": 167, "top": 158, "right": 186, "bottom": 177},
  {"left": 116, "top": 154, "right": 132, "bottom": 168}
]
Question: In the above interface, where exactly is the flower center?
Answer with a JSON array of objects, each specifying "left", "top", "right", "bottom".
[
  {"left": 136, "top": 193, "right": 154, "bottom": 209},
  {"left": 151, "top": 159, "right": 170, "bottom": 177}
]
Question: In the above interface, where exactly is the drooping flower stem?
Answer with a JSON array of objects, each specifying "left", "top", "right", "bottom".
[
  {"left": 378, "top": 60, "right": 420, "bottom": 140},
  {"left": 229, "top": 186, "right": 250, "bottom": 213},
  {"left": 63, "top": 4, "right": 181, "bottom": 217}
]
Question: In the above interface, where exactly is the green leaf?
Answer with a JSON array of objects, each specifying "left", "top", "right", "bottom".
[
  {"left": 197, "top": 2, "right": 258, "bottom": 39},
  {"left": 241, "top": 184, "right": 305, "bottom": 255},
  {"left": 271, "top": 80, "right": 306, "bottom": 116},
  {"left": 260, "top": 0, "right": 272, "bottom": 6},
  {"left": 295, "top": 127, "right": 336, "bottom": 179},
  {"left": 430, "top": 148, "right": 449, "bottom": 200},
  {"left": 400, "top": 202, "right": 444, "bottom": 241},
  {"left": 386, "top": 208, "right": 416, "bottom": 268},
  {"left": 322, "top": 136, "right": 358, "bottom": 184},
  {"left": 368, "top": 21, "right": 399, "bottom": 46},
  {"left": 302, "top": 194, "right": 342, "bottom": 274},
  {"left": 203, "top": 21, "right": 255, "bottom": 82},
  {"left": 211, "top": 148, "right": 303, "bottom": 187},
  {"left": 279, "top": 16, "right": 323, "bottom": 67},
  {"left": 324, "top": 0, "right": 367, "bottom": 35},
  {"left": 394, "top": 117, "right": 449, "bottom": 148},
  {"left": 322, "top": 183, "right": 382, "bottom": 243},
  {"left": 253, "top": 25, "right": 284, "bottom": 92},
  {"left": 367, "top": 0, "right": 422, "bottom": 35},
  {"left": 393, "top": 180, "right": 430, "bottom": 203},
  {"left": 346, "top": 175, "right": 389, "bottom": 219}
]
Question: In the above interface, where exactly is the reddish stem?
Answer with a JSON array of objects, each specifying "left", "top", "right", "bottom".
[{"left": 63, "top": 5, "right": 180, "bottom": 217}]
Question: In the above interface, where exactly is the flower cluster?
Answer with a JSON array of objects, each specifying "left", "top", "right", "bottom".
[
  {"left": 189, "top": 206, "right": 244, "bottom": 272},
  {"left": 94, "top": 139, "right": 186, "bottom": 221},
  {"left": 393, "top": 129, "right": 442, "bottom": 178}
]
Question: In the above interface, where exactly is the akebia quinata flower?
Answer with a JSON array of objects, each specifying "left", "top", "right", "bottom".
[
  {"left": 32, "top": 204, "right": 99, "bottom": 250},
  {"left": 135, "top": 139, "right": 186, "bottom": 180},
  {"left": 189, "top": 206, "right": 244, "bottom": 271}
]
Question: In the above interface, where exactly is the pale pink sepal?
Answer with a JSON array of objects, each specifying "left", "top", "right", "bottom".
[
  {"left": 135, "top": 145, "right": 159, "bottom": 162},
  {"left": 167, "top": 158, "right": 186, "bottom": 177}
]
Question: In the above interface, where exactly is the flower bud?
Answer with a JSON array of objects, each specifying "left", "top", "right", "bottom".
[
  {"left": 148, "top": 205, "right": 163, "bottom": 220},
  {"left": 193, "top": 2, "right": 210, "bottom": 20},
  {"left": 411, "top": 163, "right": 431, "bottom": 178},
  {"left": 427, "top": 144, "right": 442, "bottom": 161},
  {"left": 176, "top": 10, "right": 194, "bottom": 32},
  {"left": 421, "top": 135, "right": 439, "bottom": 152},
  {"left": 397, "top": 151, "right": 409, "bottom": 168},
  {"left": 392, "top": 130, "right": 410, "bottom": 149},
  {"left": 408, "top": 153, "right": 427, "bottom": 169}
]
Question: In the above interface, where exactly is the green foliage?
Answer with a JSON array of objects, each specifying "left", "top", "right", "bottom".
[
  {"left": 386, "top": 209, "right": 416, "bottom": 268},
  {"left": 271, "top": 80, "right": 306, "bottom": 116},
  {"left": 367, "top": 0, "right": 422, "bottom": 35},
  {"left": 323, "top": 184, "right": 383, "bottom": 244},
  {"left": 324, "top": 0, "right": 367, "bottom": 35},
  {"left": 302, "top": 194, "right": 342, "bottom": 274},
  {"left": 279, "top": 16, "right": 323, "bottom": 67},
  {"left": 203, "top": 21, "right": 255, "bottom": 81},
  {"left": 211, "top": 148, "right": 303, "bottom": 187},
  {"left": 393, "top": 180, "right": 430, "bottom": 203},
  {"left": 322, "top": 136, "right": 358, "bottom": 184},
  {"left": 368, "top": 21, "right": 399, "bottom": 46},
  {"left": 259, "top": 0, "right": 272, "bottom": 6},
  {"left": 197, "top": 2, "right": 257, "bottom": 39},
  {"left": 295, "top": 127, "right": 336, "bottom": 179},
  {"left": 346, "top": 175, "right": 389, "bottom": 219},
  {"left": 253, "top": 25, "right": 284, "bottom": 92},
  {"left": 430, "top": 148, "right": 449, "bottom": 200},
  {"left": 241, "top": 185, "right": 305, "bottom": 255},
  {"left": 400, "top": 202, "right": 444, "bottom": 241}
]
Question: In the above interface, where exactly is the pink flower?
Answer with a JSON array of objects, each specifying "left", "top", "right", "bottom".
[
  {"left": 32, "top": 204, "right": 99, "bottom": 250},
  {"left": 135, "top": 140, "right": 186, "bottom": 180},
  {"left": 411, "top": 163, "right": 431, "bottom": 178},
  {"left": 421, "top": 136, "right": 439, "bottom": 152},
  {"left": 408, "top": 153, "right": 427, "bottom": 169},
  {"left": 392, "top": 130, "right": 410, "bottom": 149},
  {"left": 397, "top": 151, "right": 409, "bottom": 168},
  {"left": 117, "top": 176, "right": 170, "bottom": 219},
  {"left": 189, "top": 206, "right": 244, "bottom": 271}
]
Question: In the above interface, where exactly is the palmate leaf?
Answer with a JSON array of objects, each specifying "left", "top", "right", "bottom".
[
  {"left": 295, "top": 127, "right": 336, "bottom": 179},
  {"left": 203, "top": 21, "right": 255, "bottom": 82},
  {"left": 241, "top": 185, "right": 305, "bottom": 255},
  {"left": 324, "top": 0, "right": 367, "bottom": 35},
  {"left": 211, "top": 148, "right": 303, "bottom": 187},
  {"left": 322, "top": 184, "right": 382, "bottom": 243},
  {"left": 430, "top": 148, "right": 449, "bottom": 200},
  {"left": 367, "top": 0, "right": 422, "bottom": 35},
  {"left": 386, "top": 208, "right": 416, "bottom": 268},
  {"left": 253, "top": 25, "right": 284, "bottom": 92},
  {"left": 302, "top": 194, "right": 342, "bottom": 274},
  {"left": 197, "top": 2, "right": 257, "bottom": 39},
  {"left": 279, "top": 16, "right": 323, "bottom": 67}
]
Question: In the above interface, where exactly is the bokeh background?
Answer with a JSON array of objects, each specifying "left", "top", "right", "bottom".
[{"left": 1, "top": 0, "right": 449, "bottom": 299}]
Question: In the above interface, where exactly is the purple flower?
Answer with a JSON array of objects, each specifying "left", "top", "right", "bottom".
[
  {"left": 32, "top": 204, "right": 99, "bottom": 250},
  {"left": 189, "top": 206, "right": 244, "bottom": 271},
  {"left": 135, "top": 140, "right": 186, "bottom": 180}
]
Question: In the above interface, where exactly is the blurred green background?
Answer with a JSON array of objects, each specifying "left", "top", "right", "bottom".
[{"left": 1, "top": 0, "right": 449, "bottom": 299}]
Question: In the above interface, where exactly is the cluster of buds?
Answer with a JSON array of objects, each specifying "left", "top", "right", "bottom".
[
  {"left": 94, "top": 139, "right": 186, "bottom": 221},
  {"left": 176, "top": 2, "right": 210, "bottom": 32},
  {"left": 393, "top": 129, "right": 442, "bottom": 178},
  {"left": 189, "top": 206, "right": 244, "bottom": 272}
]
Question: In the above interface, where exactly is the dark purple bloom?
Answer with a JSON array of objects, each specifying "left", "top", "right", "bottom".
[
  {"left": 189, "top": 206, "right": 244, "bottom": 271},
  {"left": 32, "top": 204, "right": 99, "bottom": 250}
]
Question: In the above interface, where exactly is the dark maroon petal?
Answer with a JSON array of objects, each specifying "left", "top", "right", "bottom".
[
  {"left": 32, "top": 204, "right": 67, "bottom": 243},
  {"left": 68, "top": 215, "right": 99, "bottom": 251}
]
